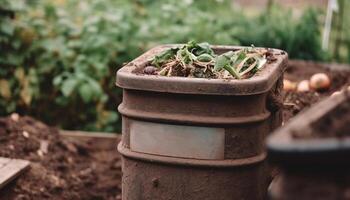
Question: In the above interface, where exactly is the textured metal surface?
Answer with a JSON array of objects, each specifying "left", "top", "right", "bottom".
[
  {"left": 121, "top": 153, "right": 269, "bottom": 200},
  {"left": 117, "top": 45, "right": 287, "bottom": 200},
  {"left": 130, "top": 120, "right": 225, "bottom": 160}
]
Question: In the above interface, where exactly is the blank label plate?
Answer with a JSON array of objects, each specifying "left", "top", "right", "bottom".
[{"left": 130, "top": 121, "right": 225, "bottom": 160}]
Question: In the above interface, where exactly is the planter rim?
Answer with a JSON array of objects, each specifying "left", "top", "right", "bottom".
[
  {"left": 116, "top": 44, "right": 288, "bottom": 95},
  {"left": 267, "top": 91, "right": 350, "bottom": 166}
]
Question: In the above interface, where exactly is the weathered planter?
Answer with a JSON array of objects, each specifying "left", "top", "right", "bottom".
[
  {"left": 267, "top": 90, "right": 350, "bottom": 200},
  {"left": 117, "top": 45, "right": 288, "bottom": 200}
]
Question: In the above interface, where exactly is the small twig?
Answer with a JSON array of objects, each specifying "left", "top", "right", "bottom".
[
  {"left": 194, "top": 60, "right": 214, "bottom": 67},
  {"left": 167, "top": 66, "right": 173, "bottom": 77},
  {"left": 283, "top": 102, "right": 297, "bottom": 107},
  {"left": 158, "top": 66, "right": 170, "bottom": 76}
]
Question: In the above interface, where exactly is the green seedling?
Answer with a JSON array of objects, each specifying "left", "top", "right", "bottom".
[
  {"left": 149, "top": 41, "right": 268, "bottom": 79},
  {"left": 214, "top": 51, "right": 241, "bottom": 79},
  {"left": 151, "top": 48, "right": 179, "bottom": 68}
]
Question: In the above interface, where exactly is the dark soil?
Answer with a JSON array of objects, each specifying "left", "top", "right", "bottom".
[
  {"left": 309, "top": 95, "right": 350, "bottom": 138},
  {"left": 0, "top": 116, "right": 121, "bottom": 200},
  {"left": 289, "top": 92, "right": 350, "bottom": 139},
  {"left": 282, "top": 60, "right": 350, "bottom": 122}
]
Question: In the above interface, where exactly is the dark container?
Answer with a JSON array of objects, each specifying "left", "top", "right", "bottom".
[
  {"left": 267, "top": 90, "right": 350, "bottom": 200},
  {"left": 117, "top": 45, "right": 288, "bottom": 200}
]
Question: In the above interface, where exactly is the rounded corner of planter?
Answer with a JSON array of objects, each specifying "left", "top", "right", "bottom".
[{"left": 116, "top": 69, "right": 127, "bottom": 88}]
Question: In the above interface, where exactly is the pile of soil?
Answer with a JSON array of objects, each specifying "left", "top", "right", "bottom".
[
  {"left": 282, "top": 60, "right": 350, "bottom": 122},
  {"left": 0, "top": 116, "right": 121, "bottom": 200}
]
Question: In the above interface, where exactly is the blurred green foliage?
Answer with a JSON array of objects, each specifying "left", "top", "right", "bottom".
[
  {"left": 330, "top": 0, "right": 349, "bottom": 63},
  {"left": 0, "top": 0, "right": 344, "bottom": 132}
]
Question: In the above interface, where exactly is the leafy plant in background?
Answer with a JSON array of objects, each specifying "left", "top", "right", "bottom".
[
  {"left": 0, "top": 0, "right": 347, "bottom": 133},
  {"left": 0, "top": 0, "right": 132, "bottom": 132},
  {"left": 330, "top": 0, "right": 349, "bottom": 63},
  {"left": 234, "top": 5, "right": 328, "bottom": 61}
]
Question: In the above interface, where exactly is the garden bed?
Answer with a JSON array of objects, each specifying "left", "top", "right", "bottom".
[
  {"left": 267, "top": 72, "right": 350, "bottom": 200},
  {"left": 283, "top": 60, "right": 350, "bottom": 122},
  {"left": 0, "top": 60, "right": 349, "bottom": 199}
]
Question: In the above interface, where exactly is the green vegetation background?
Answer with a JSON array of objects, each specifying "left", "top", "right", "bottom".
[{"left": 0, "top": 0, "right": 349, "bottom": 132}]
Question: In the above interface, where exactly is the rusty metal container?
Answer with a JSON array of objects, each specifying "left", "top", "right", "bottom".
[
  {"left": 117, "top": 45, "right": 288, "bottom": 200},
  {"left": 267, "top": 91, "right": 350, "bottom": 200}
]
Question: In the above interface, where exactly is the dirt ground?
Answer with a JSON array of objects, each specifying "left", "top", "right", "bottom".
[
  {"left": 0, "top": 60, "right": 349, "bottom": 199},
  {"left": 0, "top": 116, "right": 121, "bottom": 200}
]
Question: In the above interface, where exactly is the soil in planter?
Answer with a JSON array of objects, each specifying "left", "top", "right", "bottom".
[
  {"left": 290, "top": 93, "right": 350, "bottom": 139},
  {"left": 134, "top": 42, "right": 281, "bottom": 79},
  {"left": 309, "top": 97, "right": 350, "bottom": 138},
  {"left": 283, "top": 60, "right": 350, "bottom": 122},
  {"left": 0, "top": 116, "right": 121, "bottom": 200}
]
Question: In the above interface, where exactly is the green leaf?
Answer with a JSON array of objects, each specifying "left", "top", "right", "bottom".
[
  {"left": 86, "top": 78, "right": 103, "bottom": 100},
  {"left": 193, "top": 42, "right": 214, "bottom": 56},
  {"left": 151, "top": 48, "right": 179, "bottom": 67},
  {"left": 53, "top": 76, "right": 62, "bottom": 86},
  {"left": 196, "top": 53, "right": 214, "bottom": 62},
  {"left": 0, "top": 19, "right": 15, "bottom": 36},
  {"left": 177, "top": 48, "right": 196, "bottom": 65},
  {"left": 79, "top": 83, "right": 93, "bottom": 103},
  {"left": 214, "top": 51, "right": 233, "bottom": 71},
  {"left": 6, "top": 102, "right": 16, "bottom": 113},
  {"left": 214, "top": 51, "right": 241, "bottom": 79},
  {"left": 232, "top": 50, "right": 246, "bottom": 64},
  {"left": 55, "top": 96, "right": 69, "bottom": 106},
  {"left": 223, "top": 65, "right": 240, "bottom": 79},
  {"left": 61, "top": 79, "right": 78, "bottom": 97}
]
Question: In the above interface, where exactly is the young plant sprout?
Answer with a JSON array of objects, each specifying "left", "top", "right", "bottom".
[{"left": 148, "top": 41, "right": 270, "bottom": 79}]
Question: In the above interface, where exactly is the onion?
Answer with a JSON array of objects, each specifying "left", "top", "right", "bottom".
[
  {"left": 309, "top": 73, "right": 331, "bottom": 91},
  {"left": 283, "top": 79, "right": 297, "bottom": 92},
  {"left": 297, "top": 80, "right": 310, "bottom": 92}
]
